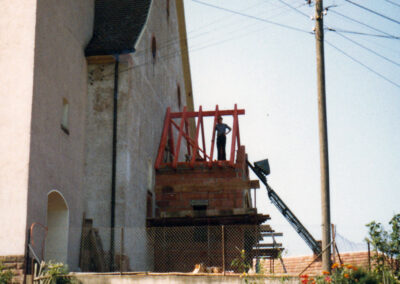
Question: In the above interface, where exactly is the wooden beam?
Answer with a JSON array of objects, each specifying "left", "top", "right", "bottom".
[
  {"left": 256, "top": 243, "right": 283, "bottom": 248},
  {"left": 261, "top": 232, "right": 283, "bottom": 237},
  {"left": 86, "top": 55, "right": 116, "bottom": 64},
  {"left": 169, "top": 109, "right": 245, "bottom": 118}
]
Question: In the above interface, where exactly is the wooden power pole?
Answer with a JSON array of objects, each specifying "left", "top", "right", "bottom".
[{"left": 314, "top": 0, "right": 332, "bottom": 272}]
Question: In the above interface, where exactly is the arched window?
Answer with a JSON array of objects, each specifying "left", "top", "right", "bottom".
[{"left": 45, "top": 191, "right": 69, "bottom": 264}]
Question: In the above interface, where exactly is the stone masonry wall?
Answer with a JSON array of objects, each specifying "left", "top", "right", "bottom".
[
  {"left": 0, "top": 255, "right": 25, "bottom": 284},
  {"left": 83, "top": 0, "right": 191, "bottom": 271}
]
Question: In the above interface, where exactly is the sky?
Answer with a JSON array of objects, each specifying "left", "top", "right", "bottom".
[{"left": 182, "top": 0, "right": 400, "bottom": 256}]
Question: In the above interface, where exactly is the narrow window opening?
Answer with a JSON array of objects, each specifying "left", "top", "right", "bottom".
[
  {"left": 166, "top": 0, "right": 170, "bottom": 19},
  {"left": 177, "top": 85, "right": 181, "bottom": 109},
  {"left": 151, "top": 36, "right": 157, "bottom": 61},
  {"left": 61, "top": 98, "right": 69, "bottom": 135}
]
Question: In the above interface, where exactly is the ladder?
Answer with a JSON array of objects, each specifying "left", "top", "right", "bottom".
[{"left": 247, "top": 159, "right": 322, "bottom": 255}]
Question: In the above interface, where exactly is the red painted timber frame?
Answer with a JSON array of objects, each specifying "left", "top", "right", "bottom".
[{"left": 155, "top": 105, "right": 244, "bottom": 169}]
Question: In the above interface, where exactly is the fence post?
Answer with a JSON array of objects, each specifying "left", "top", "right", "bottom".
[
  {"left": 222, "top": 225, "right": 225, "bottom": 275},
  {"left": 367, "top": 241, "right": 371, "bottom": 271},
  {"left": 332, "top": 224, "right": 336, "bottom": 264},
  {"left": 207, "top": 226, "right": 210, "bottom": 267},
  {"left": 120, "top": 227, "right": 124, "bottom": 273}
]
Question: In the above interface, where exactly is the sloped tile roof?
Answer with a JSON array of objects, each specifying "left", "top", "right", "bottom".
[{"left": 85, "top": 0, "right": 151, "bottom": 56}]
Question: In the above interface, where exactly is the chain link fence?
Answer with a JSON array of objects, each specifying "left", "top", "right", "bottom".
[{"left": 78, "top": 224, "right": 278, "bottom": 273}]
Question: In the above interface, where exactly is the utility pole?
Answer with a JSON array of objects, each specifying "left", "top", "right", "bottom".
[{"left": 314, "top": 0, "right": 331, "bottom": 272}]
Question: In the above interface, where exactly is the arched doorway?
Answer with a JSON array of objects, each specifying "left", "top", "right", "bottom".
[{"left": 45, "top": 190, "right": 69, "bottom": 263}]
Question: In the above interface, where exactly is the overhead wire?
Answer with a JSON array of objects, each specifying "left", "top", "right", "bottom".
[
  {"left": 191, "top": 0, "right": 313, "bottom": 34},
  {"left": 355, "top": 34, "right": 400, "bottom": 55},
  {"left": 116, "top": 1, "right": 270, "bottom": 62},
  {"left": 265, "top": 0, "right": 400, "bottom": 88},
  {"left": 100, "top": 0, "right": 400, "bottom": 90},
  {"left": 328, "top": 9, "right": 400, "bottom": 39},
  {"left": 383, "top": 0, "right": 400, "bottom": 8},
  {"left": 98, "top": 0, "right": 313, "bottom": 78},
  {"left": 344, "top": 0, "right": 400, "bottom": 25},
  {"left": 99, "top": 4, "right": 299, "bottom": 78},
  {"left": 124, "top": 0, "right": 298, "bottom": 61},
  {"left": 327, "top": 28, "right": 400, "bottom": 39},
  {"left": 331, "top": 31, "right": 400, "bottom": 68},
  {"left": 274, "top": 0, "right": 311, "bottom": 18},
  {"left": 325, "top": 40, "right": 400, "bottom": 89}
]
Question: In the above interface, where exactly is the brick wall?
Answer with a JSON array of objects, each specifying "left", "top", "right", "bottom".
[
  {"left": 262, "top": 251, "right": 371, "bottom": 275},
  {"left": 0, "top": 255, "right": 25, "bottom": 283},
  {"left": 155, "top": 147, "right": 259, "bottom": 215}
]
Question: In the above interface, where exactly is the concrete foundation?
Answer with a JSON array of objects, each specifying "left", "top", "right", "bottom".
[{"left": 72, "top": 273, "right": 298, "bottom": 284}]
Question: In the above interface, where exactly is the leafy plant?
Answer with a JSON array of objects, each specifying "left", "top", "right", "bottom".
[
  {"left": 0, "top": 262, "right": 13, "bottom": 284},
  {"left": 37, "top": 261, "right": 76, "bottom": 284},
  {"left": 231, "top": 249, "right": 251, "bottom": 273},
  {"left": 366, "top": 213, "right": 400, "bottom": 278}
]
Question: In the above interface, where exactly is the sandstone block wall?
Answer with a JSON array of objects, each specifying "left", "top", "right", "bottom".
[
  {"left": 83, "top": 0, "right": 192, "bottom": 271},
  {"left": 0, "top": 255, "right": 25, "bottom": 284}
]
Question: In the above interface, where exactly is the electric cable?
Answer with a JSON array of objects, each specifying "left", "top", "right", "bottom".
[
  {"left": 328, "top": 10, "right": 400, "bottom": 39},
  {"left": 275, "top": 0, "right": 310, "bottom": 18},
  {"left": 124, "top": 0, "right": 298, "bottom": 60},
  {"left": 344, "top": 0, "right": 400, "bottom": 25},
  {"left": 325, "top": 40, "right": 400, "bottom": 89},
  {"left": 332, "top": 31, "right": 400, "bottom": 68},
  {"left": 327, "top": 28, "right": 400, "bottom": 40},
  {"left": 384, "top": 0, "right": 400, "bottom": 8},
  {"left": 192, "top": 0, "right": 312, "bottom": 34}
]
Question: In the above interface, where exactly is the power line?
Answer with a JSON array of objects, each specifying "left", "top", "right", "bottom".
[
  {"left": 383, "top": 0, "right": 400, "bottom": 9},
  {"left": 327, "top": 28, "right": 400, "bottom": 40},
  {"left": 332, "top": 31, "right": 400, "bottom": 68},
  {"left": 344, "top": 0, "right": 400, "bottom": 25},
  {"left": 328, "top": 9, "right": 400, "bottom": 39},
  {"left": 100, "top": 17, "right": 277, "bottom": 78},
  {"left": 274, "top": 0, "right": 310, "bottom": 18},
  {"left": 128, "top": 0, "right": 308, "bottom": 60},
  {"left": 192, "top": 0, "right": 312, "bottom": 34},
  {"left": 275, "top": 0, "right": 400, "bottom": 40},
  {"left": 123, "top": 2, "right": 284, "bottom": 62},
  {"left": 325, "top": 40, "right": 400, "bottom": 89}
]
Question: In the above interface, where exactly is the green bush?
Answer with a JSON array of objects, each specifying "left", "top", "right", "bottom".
[
  {"left": 0, "top": 262, "right": 13, "bottom": 284},
  {"left": 37, "top": 261, "right": 76, "bottom": 284},
  {"left": 366, "top": 213, "right": 400, "bottom": 279}
]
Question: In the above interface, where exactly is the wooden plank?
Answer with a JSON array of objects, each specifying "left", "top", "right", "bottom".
[
  {"left": 229, "top": 105, "right": 238, "bottom": 165},
  {"left": 252, "top": 248, "right": 283, "bottom": 257},
  {"left": 209, "top": 105, "right": 219, "bottom": 167},
  {"left": 173, "top": 106, "right": 187, "bottom": 169},
  {"left": 86, "top": 55, "right": 116, "bottom": 64},
  {"left": 261, "top": 232, "right": 283, "bottom": 237},
  {"left": 169, "top": 109, "right": 245, "bottom": 118},
  {"left": 256, "top": 243, "right": 283, "bottom": 248},
  {"left": 259, "top": 225, "right": 273, "bottom": 232},
  {"left": 155, "top": 108, "right": 171, "bottom": 169}
]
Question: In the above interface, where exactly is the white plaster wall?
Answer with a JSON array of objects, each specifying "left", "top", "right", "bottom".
[
  {"left": 0, "top": 0, "right": 37, "bottom": 256},
  {"left": 84, "top": 0, "right": 189, "bottom": 271},
  {"left": 26, "top": 0, "right": 94, "bottom": 270}
]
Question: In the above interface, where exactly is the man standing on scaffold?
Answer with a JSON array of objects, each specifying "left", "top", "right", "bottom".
[{"left": 215, "top": 116, "right": 231, "bottom": 161}]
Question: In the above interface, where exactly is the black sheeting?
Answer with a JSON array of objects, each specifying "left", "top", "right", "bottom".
[{"left": 85, "top": 0, "right": 151, "bottom": 56}]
